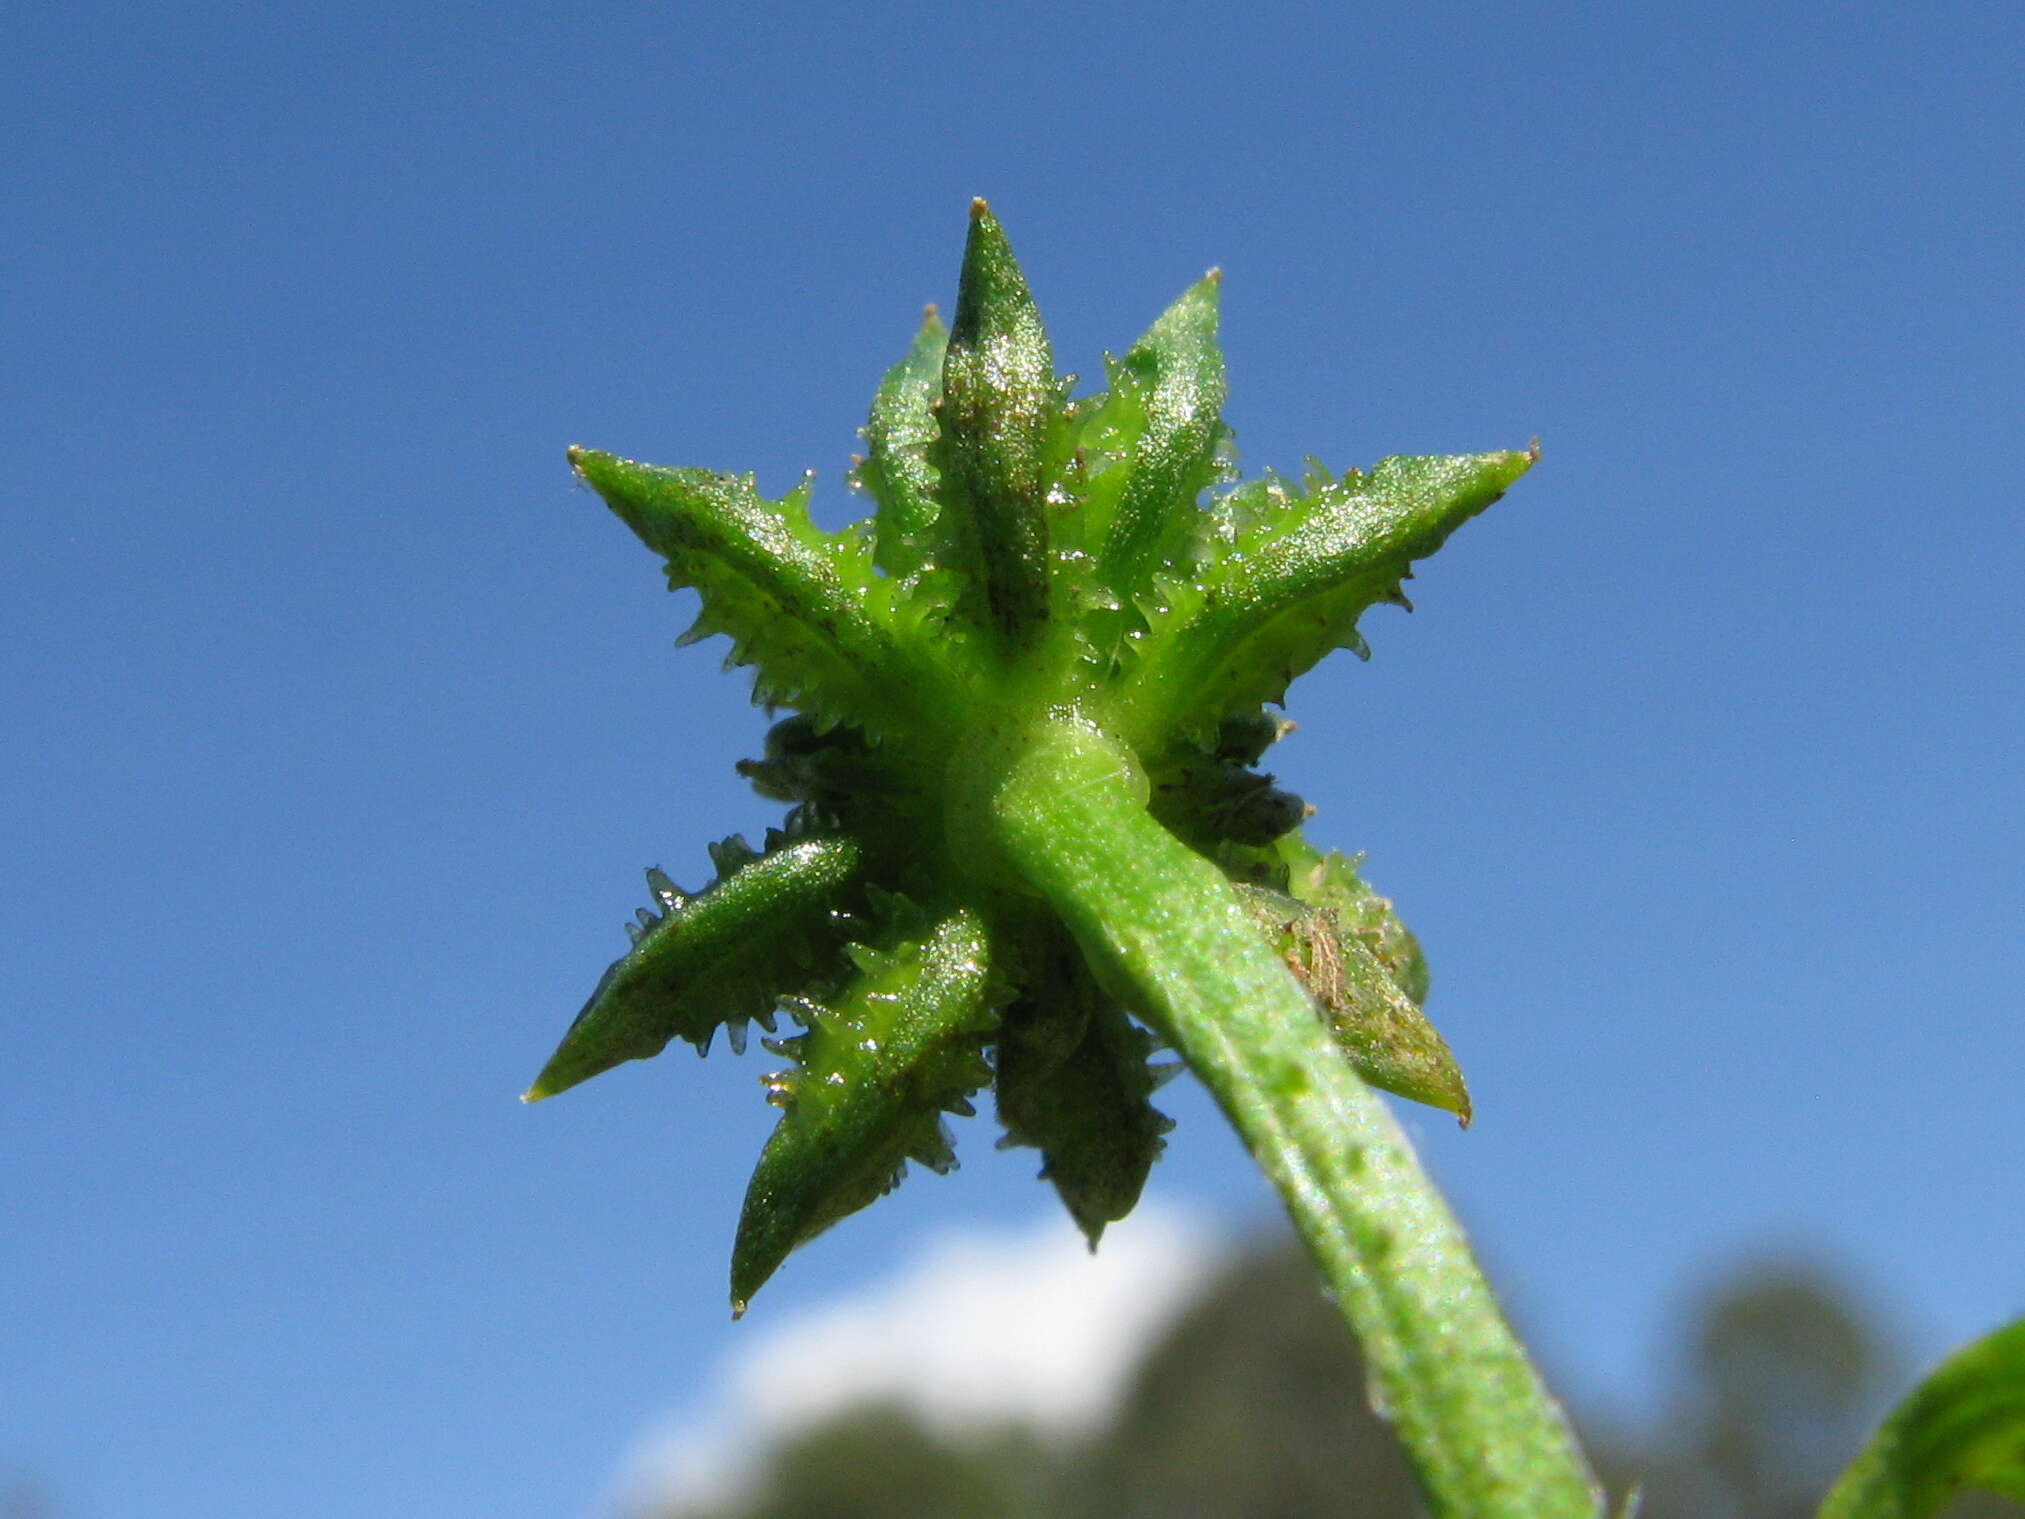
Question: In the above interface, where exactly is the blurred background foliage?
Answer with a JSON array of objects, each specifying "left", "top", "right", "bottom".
[{"left": 642, "top": 1241, "right": 2024, "bottom": 1519}]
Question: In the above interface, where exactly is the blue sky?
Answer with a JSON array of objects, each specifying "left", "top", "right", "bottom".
[{"left": 5, "top": 2, "right": 2021, "bottom": 1514}]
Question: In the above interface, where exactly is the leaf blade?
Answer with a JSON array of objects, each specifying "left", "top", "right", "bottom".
[
  {"left": 524, "top": 835, "right": 863, "bottom": 1102},
  {"left": 1820, "top": 1318, "right": 2025, "bottom": 1519},
  {"left": 1096, "top": 271, "right": 1229, "bottom": 596},
  {"left": 731, "top": 907, "right": 997, "bottom": 1313},
  {"left": 931, "top": 199, "right": 1060, "bottom": 647},
  {"left": 995, "top": 948, "right": 1171, "bottom": 1246},
  {"left": 569, "top": 448, "right": 952, "bottom": 733},
  {"left": 1121, "top": 449, "right": 1533, "bottom": 745},
  {"left": 856, "top": 306, "right": 949, "bottom": 578}
]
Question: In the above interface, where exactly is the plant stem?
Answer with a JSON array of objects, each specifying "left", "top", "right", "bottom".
[{"left": 986, "top": 716, "right": 1600, "bottom": 1518}]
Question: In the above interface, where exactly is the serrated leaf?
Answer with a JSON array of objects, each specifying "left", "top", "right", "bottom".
[
  {"left": 930, "top": 199, "right": 1060, "bottom": 646},
  {"left": 856, "top": 306, "right": 948, "bottom": 578},
  {"left": 1095, "top": 271, "right": 1229, "bottom": 597},
  {"left": 995, "top": 950, "right": 1170, "bottom": 1247},
  {"left": 568, "top": 448, "right": 950, "bottom": 735},
  {"left": 731, "top": 908, "right": 997, "bottom": 1313},
  {"left": 1121, "top": 449, "right": 1533, "bottom": 746},
  {"left": 1820, "top": 1318, "right": 2025, "bottom": 1519},
  {"left": 524, "top": 835, "right": 864, "bottom": 1102}
]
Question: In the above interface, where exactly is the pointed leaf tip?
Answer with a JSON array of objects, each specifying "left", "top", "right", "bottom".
[
  {"left": 936, "top": 197, "right": 1057, "bottom": 643},
  {"left": 996, "top": 978, "right": 1169, "bottom": 1245},
  {"left": 1121, "top": 447, "right": 1534, "bottom": 743},
  {"left": 526, "top": 835, "right": 864, "bottom": 1102},
  {"left": 571, "top": 454, "right": 940, "bottom": 732},
  {"left": 1243, "top": 844, "right": 1469, "bottom": 1121},
  {"left": 862, "top": 304, "right": 951, "bottom": 575},
  {"left": 1089, "top": 269, "right": 1229, "bottom": 594},
  {"left": 731, "top": 910, "right": 996, "bottom": 1309}
]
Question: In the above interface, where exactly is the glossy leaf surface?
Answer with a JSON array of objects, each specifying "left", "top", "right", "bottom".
[
  {"left": 525, "top": 835, "right": 863, "bottom": 1102},
  {"left": 857, "top": 306, "right": 948, "bottom": 577},
  {"left": 931, "top": 200, "right": 1061, "bottom": 645},
  {"left": 539, "top": 205, "right": 1538, "bottom": 1367},
  {"left": 1120, "top": 449, "right": 1534, "bottom": 746},
  {"left": 732, "top": 908, "right": 997, "bottom": 1313}
]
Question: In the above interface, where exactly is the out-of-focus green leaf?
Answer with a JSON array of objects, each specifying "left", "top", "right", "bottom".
[{"left": 1820, "top": 1318, "right": 2025, "bottom": 1519}]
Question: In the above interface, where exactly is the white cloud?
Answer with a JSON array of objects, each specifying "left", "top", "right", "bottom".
[{"left": 605, "top": 1202, "right": 1227, "bottom": 1516}]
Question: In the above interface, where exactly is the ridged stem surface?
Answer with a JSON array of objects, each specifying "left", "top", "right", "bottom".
[{"left": 986, "top": 716, "right": 1600, "bottom": 1519}]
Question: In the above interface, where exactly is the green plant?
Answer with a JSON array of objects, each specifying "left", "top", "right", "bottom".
[{"left": 527, "top": 203, "right": 2025, "bottom": 1518}]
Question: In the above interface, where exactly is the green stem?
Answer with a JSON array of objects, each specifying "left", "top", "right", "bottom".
[{"left": 985, "top": 716, "right": 1599, "bottom": 1518}]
